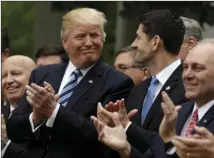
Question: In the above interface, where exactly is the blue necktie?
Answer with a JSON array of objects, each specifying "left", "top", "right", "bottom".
[
  {"left": 141, "top": 77, "right": 159, "bottom": 126},
  {"left": 58, "top": 69, "right": 82, "bottom": 106}
]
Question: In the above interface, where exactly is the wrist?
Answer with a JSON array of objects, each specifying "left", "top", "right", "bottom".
[
  {"left": 119, "top": 142, "right": 131, "bottom": 158},
  {"left": 32, "top": 111, "right": 45, "bottom": 126},
  {"left": 123, "top": 120, "right": 131, "bottom": 128}
]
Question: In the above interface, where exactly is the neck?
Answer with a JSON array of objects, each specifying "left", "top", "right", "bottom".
[
  {"left": 147, "top": 51, "right": 178, "bottom": 76},
  {"left": 195, "top": 96, "right": 214, "bottom": 108}
]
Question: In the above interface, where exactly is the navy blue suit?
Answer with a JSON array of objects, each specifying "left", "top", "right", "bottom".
[
  {"left": 6, "top": 60, "right": 134, "bottom": 158},
  {"left": 166, "top": 101, "right": 214, "bottom": 158}
]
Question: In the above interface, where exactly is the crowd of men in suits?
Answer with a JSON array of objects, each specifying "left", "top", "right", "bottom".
[{"left": 1, "top": 7, "right": 214, "bottom": 158}]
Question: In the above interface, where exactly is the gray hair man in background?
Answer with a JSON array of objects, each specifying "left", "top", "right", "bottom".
[{"left": 178, "top": 16, "right": 203, "bottom": 61}]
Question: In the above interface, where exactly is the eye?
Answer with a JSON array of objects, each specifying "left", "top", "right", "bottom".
[
  {"left": 75, "top": 34, "right": 85, "bottom": 39},
  {"left": 12, "top": 71, "right": 21, "bottom": 76}
]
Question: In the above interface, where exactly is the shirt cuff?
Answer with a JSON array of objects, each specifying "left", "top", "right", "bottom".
[
  {"left": 166, "top": 146, "right": 176, "bottom": 155},
  {"left": 124, "top": 122, "right": 132, "bottom": 132},
  {"left": 29, "top": 113, "right": 46, "bottom": 133},
  {"left": 46, "top": 103, "right": 60, "bottom": 128},
  {"left": 1, "top": 140, "right": 11, "bottom": 157}
]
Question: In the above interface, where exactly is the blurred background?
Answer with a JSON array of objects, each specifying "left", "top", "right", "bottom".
[{"left": 2, "top": 1, "right": 214, "bottom": 64}]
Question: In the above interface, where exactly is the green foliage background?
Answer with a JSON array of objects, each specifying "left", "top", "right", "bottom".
[
  {"left": 2, "top": 1, "right": 214, "bottom": 64},
  {"left": 2, "top": 1, "right": 35, "bottom": 58}
]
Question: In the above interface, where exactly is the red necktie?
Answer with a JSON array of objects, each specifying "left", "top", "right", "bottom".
[{"left": 185, "top": 109, "right": 198, "bottom": 137}]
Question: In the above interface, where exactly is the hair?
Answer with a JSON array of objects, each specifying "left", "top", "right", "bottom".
[
  {"left": 35, "top": 44, "right": 69, "bottom": 63},
  {"left": 138, "top": 10, "right": 185, "bottom": 55},
  {"left": 61, "top": 7, "right": 107, "bottom": 41},
  {"left": 116, "top": 45, "right": 146, "bottom": 68},
  {"left": 181, "top": 16, "right": 203, "bottom": 42},
  {"left": 1, "top": 28, "right": 9, "bottom": 52},
  {"left": 197, "top": 38, "right": 214, "bottom": 46}
]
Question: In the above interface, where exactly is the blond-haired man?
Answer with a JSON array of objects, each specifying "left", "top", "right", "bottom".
[{"left": 7, "top": 8, "right": 133, "bottom": 158}]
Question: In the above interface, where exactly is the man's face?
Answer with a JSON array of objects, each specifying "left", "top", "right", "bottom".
[
  {"left": 114, "top": 52, "right": 149, "bottom": 85},
  {"left": 182, "top": 44, "right": 214, "bottom": 104},
  {"left": 2, "top": 59, "right": 29, "bottom": 104},
  {"left": 36, "top": 55, "right": 62, "bottom": 67},
  {"left": 62, "top": 24, "right": 103, "bottom": 68},
  {"left": 131, "top": 24, "right": 154, "bottom": 65}
]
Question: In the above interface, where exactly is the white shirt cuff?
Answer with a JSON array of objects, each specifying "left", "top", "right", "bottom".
[
  {"left": 124, "top": 122, "right": 132, "bottom": 132},
  {"left": 46, "top": 103, "right": 60, "bottom": 128},
  {"left": 29, "top": 113, "right": 46, "bottom": 133},
  {"left": 166, "top": 146, "right": 176, "bottom": 155},
  {"left": 1, "top": 140, "right": 11, "bottom": 157}
]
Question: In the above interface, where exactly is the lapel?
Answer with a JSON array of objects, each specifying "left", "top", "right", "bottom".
[
  {"left": 143, "top": 64, "right": 183, "bottom": 128},
  {"left": 65, "top": 61, "right": 105, "bottom": 110},
  {"left": 1, "top": 103, "right": 11, "bottom": 122},
  {"left": 46, "top": 63, "right": 68, "bottom": 93},
  {"left": 176, "top": 102, "right": 194, "bottom": 135},
  {"left": 196, "top": 104, "right": 214, "bottom": 128}
]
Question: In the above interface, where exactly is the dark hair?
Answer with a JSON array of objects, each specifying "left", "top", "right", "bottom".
[
  {"left": 138, "top": 10, "right": 185, "bottom": 55},
  {"left": 35, "top": 44, "right": 69, "bottom": 63},
  {"left": 115, "top": 45, "right": 145, "bottom": 68},
  {"left": 1, "top": 28, "right": 9, "bottom": 52}
]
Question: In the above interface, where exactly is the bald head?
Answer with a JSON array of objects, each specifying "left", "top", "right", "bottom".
[
  {"left": 2, "top": 55, "right": 36, "bottom": 105},
  {"left": 182, "top": 38, "right": 214, "bottom": 107}
]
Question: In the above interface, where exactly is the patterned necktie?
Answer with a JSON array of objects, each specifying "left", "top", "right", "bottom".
[
  {"left": 141, "top": 77, "right": 159, "bottom": 126},
  {"left": 185, "top": 109, "right": 198, "bottom": 137},
  {"left": 58, "top": 69, "right": 82, "bottom": 107}
]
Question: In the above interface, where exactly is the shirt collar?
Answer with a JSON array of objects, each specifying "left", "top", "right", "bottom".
[
  {"left": 66, "top": 61, "right": 94, "bottom": 77},
  {"left": 193, "top": 100, "right": 214, "bottom": 121},
  {"left": 156, "top": 59, "right": 181, "bottom": 85}
]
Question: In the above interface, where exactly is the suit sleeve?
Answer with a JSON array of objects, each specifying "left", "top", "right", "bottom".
[
  {"left": 3, "top": 142, "right": 27, "bottom": 158},
  {"left": 51, "top": 76, "right": 134, "bottom": 142},
  {"left": 7, "top": 69, "right": 134, "bottom": 144},
  {"left": 126, "top": 123, "right": 167, "bottom": 158}
]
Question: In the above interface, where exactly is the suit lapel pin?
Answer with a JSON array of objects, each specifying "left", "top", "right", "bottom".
[
  {"left": 165, "top": 86, "right": 171, "bottom": 91},
  {"left": 203, "top": 119, "right": 207, "bottom": 123},
  {"left": 88, "top": 80, "right": 93, "bottom": 84}
]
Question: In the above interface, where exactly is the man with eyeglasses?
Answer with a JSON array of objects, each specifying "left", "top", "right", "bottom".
[{"left": 114, "top": 45, "right": 149, "bottom": 85}]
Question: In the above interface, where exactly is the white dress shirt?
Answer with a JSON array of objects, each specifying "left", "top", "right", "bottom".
[
  {"left": 125, "top": 59, "right": 181, "bottom": 131},
  {"left": 29, "top": 61, "right": 93, "bottom": 132}
]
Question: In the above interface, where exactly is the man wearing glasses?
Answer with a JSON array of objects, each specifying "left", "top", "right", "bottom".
[{"left": 114, "top": 45, "right": 149, "bottom": 85}]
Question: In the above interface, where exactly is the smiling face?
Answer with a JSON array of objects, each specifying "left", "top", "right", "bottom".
[
  {"left": 182, "top": 43, "right": 214, "bottom": 105},
  {"left": 62, "top": 24, "right": 103, "bottom": 68},
  {"left": 131, "top": 24, "right": 155, "bottom": 65},
  {"left": 2, "top": 57, "right": 33, "bottom": 104}
]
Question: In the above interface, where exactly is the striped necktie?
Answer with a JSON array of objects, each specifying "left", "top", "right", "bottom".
[{"left": 58, "top": 69, "right": 82, "bottom": 106}]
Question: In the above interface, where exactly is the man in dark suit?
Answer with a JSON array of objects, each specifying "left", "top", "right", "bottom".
[
  {"left": 1, "top": 55, "right": 36, "bottom": 158},
  {"left": 7, "top": 8, "right": 133, "bottom": 158},
  {"left": 126, "top": 10, "right": 188, "bottom": 133},
  {"left": 159, "top": 38, "right": 214, "bottom": 158}
]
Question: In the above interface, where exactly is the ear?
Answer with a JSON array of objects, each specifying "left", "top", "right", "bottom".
[
  {"left": 151, "top": 35, "right": 161, "bottom": 52},
  {"left": 61, "top": 36, "right": 68, "bottom": 51},
  {"left": 187, "top": 36, "right": 197, "bottom": 50}
]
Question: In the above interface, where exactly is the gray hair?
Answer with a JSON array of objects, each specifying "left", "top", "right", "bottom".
[
  {"left": 181, "top": 16, "right": 203, "bottom": 42},
  {"left": 197, "top": 38, "right": 214, "bottom": 45}
]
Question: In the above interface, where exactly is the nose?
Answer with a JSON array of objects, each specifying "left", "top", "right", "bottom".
[
  {"left": 131, "top": 39, "right": 137, "bottom": 48},
  {"left": 6, "top": 74, "right": 14, "bottom": 84},
  {"left": 84, "top": 35, "right": 93, "bottom": 47},
  {"left": 182, "top": 67, "right": 194, "bottom": 81}
]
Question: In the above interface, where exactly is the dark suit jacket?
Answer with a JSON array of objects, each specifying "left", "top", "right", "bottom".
[
  {"left": 6, "top": 61, "right": 134, "bottom": 158},
  {"left": 166, "top": 101, "right": 214, "bottom": 158},
  {"left": 126, "top": 64, "right": 188, "bottom": 132},
  {"left": 127, "top": 123, "right": 166, "bottom": 158},
  {"left": 3, "top": 142, "right": 27, "bottom": 158},
  {"left": 1, "top": 102, "right": 11, "bottom": 122}
]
